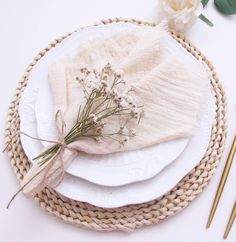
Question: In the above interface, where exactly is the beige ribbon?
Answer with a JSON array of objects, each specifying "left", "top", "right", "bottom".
[{"left": 5, "top": 110, "right": 78, "bottom": 208}]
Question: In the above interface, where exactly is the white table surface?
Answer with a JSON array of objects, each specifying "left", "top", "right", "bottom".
[{"left": 0, "top": 1, "right": 236, "bottom": 241}]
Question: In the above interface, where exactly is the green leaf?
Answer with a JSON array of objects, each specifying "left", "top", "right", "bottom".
[
  {"left": 199, "top": 14, "right": 214, "bottom": 27},
  {"left": 214, "top": 0, "right": 236, "bottom": 15},
  {"left": 202, "top": 0, "right": 209, "bottom": 7}
]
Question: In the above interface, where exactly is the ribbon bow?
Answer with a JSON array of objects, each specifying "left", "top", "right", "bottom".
[{"left": 6, "top": 110, "right": 78, "bottom": 208}]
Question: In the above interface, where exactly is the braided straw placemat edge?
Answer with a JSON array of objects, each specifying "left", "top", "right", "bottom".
[{"left": 4, "top": 18, "right": 227, "bottom": 232}]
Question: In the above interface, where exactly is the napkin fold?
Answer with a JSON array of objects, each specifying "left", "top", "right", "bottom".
[{"left": 22, "top": 23, "right": 209, "bottom": 197}]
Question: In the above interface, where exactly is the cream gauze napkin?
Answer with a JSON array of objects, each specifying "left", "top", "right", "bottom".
[{"left": 22, "top": 23, "right": 209, "bottom": 197}]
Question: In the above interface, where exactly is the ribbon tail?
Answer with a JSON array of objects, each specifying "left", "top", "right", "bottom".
[
  {"left": 21, "top": 158, "right": 55, "bottom": 198},
  {"left": 21, "top": 148, "right": 77, "bottom": 198}
]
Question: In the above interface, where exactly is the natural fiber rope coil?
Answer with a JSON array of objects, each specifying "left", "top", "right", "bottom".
[{"left": 4, "top": 18, "right": 227, "bottom": 232}]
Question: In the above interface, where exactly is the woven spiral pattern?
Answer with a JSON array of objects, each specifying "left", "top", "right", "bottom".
[{"left": 5, "top": 18, "right": 227, "bottom": 232}]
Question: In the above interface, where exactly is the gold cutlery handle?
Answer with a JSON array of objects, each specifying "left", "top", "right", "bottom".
[
  {"left": 224, "top": 201, "right": 236, "bottom": 239},
  {"left": 207, "top": 136, "right": 236, "bottom": 228}
]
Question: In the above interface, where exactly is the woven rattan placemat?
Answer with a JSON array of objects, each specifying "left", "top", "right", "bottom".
[{"left": 5, "top": 18, "right": 227, "bottom": 232}]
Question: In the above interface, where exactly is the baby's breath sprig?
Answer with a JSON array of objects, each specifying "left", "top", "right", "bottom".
[{"left": 34, "top": 63, "right": 144, "bottom": 166}]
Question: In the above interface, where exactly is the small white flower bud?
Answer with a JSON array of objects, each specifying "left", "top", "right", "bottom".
[{"left": 116, "top": 69, "right": 124, "bottom": 78}]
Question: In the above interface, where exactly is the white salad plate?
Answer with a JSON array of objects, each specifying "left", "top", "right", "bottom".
[
  {"left": 35, "top": 77, "right": 188, "bottom": 186},
  {"left": 34, "top": 23, "right": 190, "bottom": 186},
  {"left": 19, "top": 22, "right": 215, "bottom": 208}
]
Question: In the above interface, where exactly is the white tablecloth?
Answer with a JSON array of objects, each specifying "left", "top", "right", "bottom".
[{"left": 0, "top": 1, "right": 236, "bottom": 241}]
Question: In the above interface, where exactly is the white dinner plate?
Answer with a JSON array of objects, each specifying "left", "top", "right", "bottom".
[{"left": 19, "top": 22, "right": 215, "bottom": 208}]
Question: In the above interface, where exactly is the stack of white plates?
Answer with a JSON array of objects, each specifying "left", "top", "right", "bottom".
[{"left": 19, "top": 23, "right": 215, "bottom": 208}]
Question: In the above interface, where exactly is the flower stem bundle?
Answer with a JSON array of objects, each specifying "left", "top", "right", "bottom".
[{"left": 34, "top": 63, "right": 144, "bottom": 166}]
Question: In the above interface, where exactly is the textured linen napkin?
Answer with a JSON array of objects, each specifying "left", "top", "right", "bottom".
[{"left": 22, "top": 23, "right": 209, "bottom": 197}]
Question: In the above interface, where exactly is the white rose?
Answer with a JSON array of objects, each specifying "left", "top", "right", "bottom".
[{"left": 158, "top": 0, "right": 203, "bottom": 32}]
